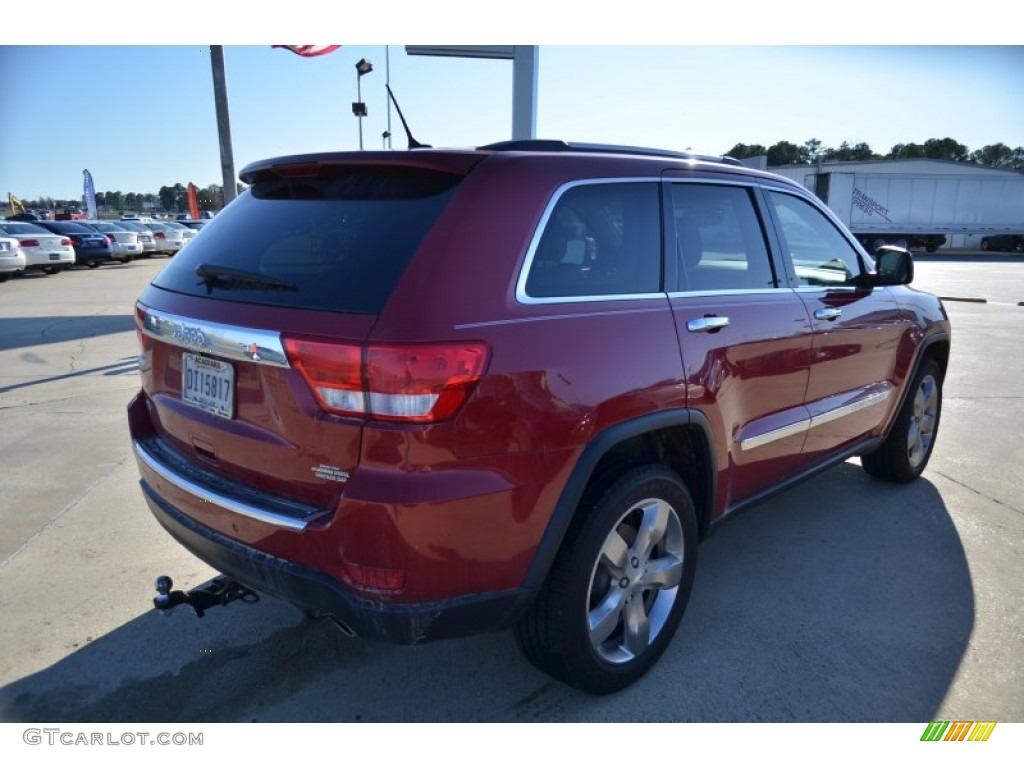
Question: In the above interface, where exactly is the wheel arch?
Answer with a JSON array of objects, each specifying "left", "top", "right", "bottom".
[{"left": 520, "top": 409, "right": 716, "bottom": 591}]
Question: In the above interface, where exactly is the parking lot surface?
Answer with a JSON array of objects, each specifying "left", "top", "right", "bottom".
[{"left": 0, "top": 254, "right": 1021, "bottom": 722}]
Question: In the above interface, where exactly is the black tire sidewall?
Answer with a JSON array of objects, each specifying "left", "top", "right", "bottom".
[{"left": 528, "top": 465, "right": 699, "bottom": 693}]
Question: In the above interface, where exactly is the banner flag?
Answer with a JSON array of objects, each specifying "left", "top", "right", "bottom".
[
  {"left": 187, "top": 183, "right": 201, "bottom": 220},
  {"left": 272, "top": 45, "right": 341, "bottom": 57},
  {"left": 82, "top": 169, "right": 97, "bottom": 220}
]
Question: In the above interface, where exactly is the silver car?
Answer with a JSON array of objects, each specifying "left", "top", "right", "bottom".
[{"left": 84, "top": 221, "right": 143, "bottom": 263}]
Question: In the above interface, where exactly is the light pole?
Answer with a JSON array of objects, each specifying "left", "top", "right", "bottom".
[{"left": 353, "top": 58, "right": 373, "bottom": 150}]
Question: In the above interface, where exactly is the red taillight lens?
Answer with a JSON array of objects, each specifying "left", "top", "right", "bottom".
[
  {"left": 282, "top": 338, "right": 364, "bottom": 416},
  {"left": 20, "top": 238, "right": 40, "bottom": 247},
  {"left": 135, "top": 305, "right": 152, "bottom": 352},
  {"left": 366, "top": 343, "right": 489, "bottom": 422},
  {"left": 283, "top": 337, "right": 489, "bottom": 423},
  {"left": 340, "top": 562, "right": 406, "bottom": 593},
  {"left": 105, "top": 235, "right": 115, "bottom": 244},
  {"left": 60, "top": 238, "right": 72, "bottom": 246},
  {"left": 154, "top": 231, "right": 166, "bottom": 240}
]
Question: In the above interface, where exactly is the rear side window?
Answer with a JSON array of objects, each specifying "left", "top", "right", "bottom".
[
  {"left": 671, "top": 183, "right": 776, "bottom": 292},
  {"left": 524, "top": 181, "right": 661, "bottom": 299},
  {"left": 152, "top": 167, "right": 461, "bottom": 315}
]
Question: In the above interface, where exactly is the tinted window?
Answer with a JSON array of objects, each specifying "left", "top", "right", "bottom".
[
  {"left": 0, "top": 222, "right": 51, "bottom": 235},
  {"left": 152, "top": 167, "right": 461, "bottom": 314},
  {"left": 524, "top": 182, "right": 661, "bottom": 299},
  {"left": 768, "top": 191, "right": 863, "bottom": 287},
  {"left": 671, "top": 183, "right": 775, "bottom": 292}
]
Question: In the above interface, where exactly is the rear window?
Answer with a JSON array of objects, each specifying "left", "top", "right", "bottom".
[{"left": 152, "top": 166, "right": 462, "bottom": 315}]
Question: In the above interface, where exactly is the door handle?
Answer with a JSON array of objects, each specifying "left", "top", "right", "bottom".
[
  {"left": 814, "top": 308, "right": 842, "bottom": 322},
  {"left": 686, "top": 316, "right": 730, "bottom": 333}
]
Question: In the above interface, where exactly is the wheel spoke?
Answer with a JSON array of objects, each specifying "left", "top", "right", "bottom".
[
  {"left": 632, "top": 500, "right": 670, "bottom": 562},
  {"left": 598, "top": 528, "right": 629, "bottom": 576},
  {"left": 642, "top": 554, "right": 683, "bottom": 590},
  {"left": 622, "top": 598, "right": 651, "bottom": 657},
  {"left": 588, "top": 588, "right": 627, "bottom": 647}
]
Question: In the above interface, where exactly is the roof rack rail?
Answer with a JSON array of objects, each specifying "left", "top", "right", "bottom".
[{"left": 478, "top": 139, "right": 744, "bottom": 167}]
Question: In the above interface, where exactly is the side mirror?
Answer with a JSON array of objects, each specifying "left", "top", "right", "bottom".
[{"left": 873, "top": 245, "right": 914, "bottom": 286}]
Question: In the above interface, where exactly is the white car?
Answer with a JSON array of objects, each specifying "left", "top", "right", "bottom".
[
  {"left": 162, "top": 220, "right": 200, "bottom": 245},
  {"left": 141, "top": 221, "right": 188, "bottom": 256},
  {"left": 115, "top": 220, "right": 160, "bottom": 255},
  {"left": 85, "top": 221, "right": 143, "bottom": 263},
  {"left": 0, "top": 235, "right": 27, "bottom": 282},
  {"left": 0, "top": 221, "right": 76, "bottom": 274}
]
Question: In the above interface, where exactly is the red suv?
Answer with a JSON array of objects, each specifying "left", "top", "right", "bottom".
[{"left": 129, "top": 141, "right": 950, "bottom": 693}]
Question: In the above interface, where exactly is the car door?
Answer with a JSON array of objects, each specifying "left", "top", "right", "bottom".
[
  {"left": 666, "top": 180, "right": 814, "bottom": 508},
  {"left": 761, "top": 188, "right": 910, "bottom": 460}
]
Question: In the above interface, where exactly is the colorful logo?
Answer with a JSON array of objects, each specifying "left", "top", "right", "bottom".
[{"left": 921, "top": 721, "right": 997, "bottom": 742}]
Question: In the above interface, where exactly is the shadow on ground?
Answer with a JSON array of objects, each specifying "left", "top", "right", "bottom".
[
  {"left": 0, "top": 315, "right": 136, "bottom": 352},
  {"left": 0, "top": 464, "right": 972, "bottom": 722}
]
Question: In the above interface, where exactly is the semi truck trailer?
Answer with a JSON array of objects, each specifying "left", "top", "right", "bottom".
[{"left": 770, "top": 165, "right": 1024, "bottom": 253}]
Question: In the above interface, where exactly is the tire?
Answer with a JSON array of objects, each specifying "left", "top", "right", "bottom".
[
  {"left": 871, "top": 238, "right": 886, "bottom": 255},
  {"left": 88, "top": 261, "right": 100, "bottom": 269},
  {"left": 514, "top": 465, "right": 698, "bottom": 694},
  {"left": 926, "top": 245, "right": 938, "bottom": 253},
  {"left": 980, "top": 238, "right": 991, "bottom": 251},
  {"left": 0, "top": 273, "right": 10, "bottom": 283},
  {"left": 862, "top": 358, "right": 942, "bottom": 483},
  {"left": 893, "top": 238, "right": 909, "bottom": 250},
  {"left": 41, "top": 265, "right": 61, "bottom": 275}
]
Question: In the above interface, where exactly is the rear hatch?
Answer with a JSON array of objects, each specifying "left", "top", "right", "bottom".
[{"left": 135, "top": 152, "right": 484, "bottom": 514}]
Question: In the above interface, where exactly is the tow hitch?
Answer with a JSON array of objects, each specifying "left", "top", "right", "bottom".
[{"left": 153, "top": 574, "right": 259, "bottom": 618}]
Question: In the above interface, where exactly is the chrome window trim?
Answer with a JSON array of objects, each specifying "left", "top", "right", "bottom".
[
  {"left": 138, "top": 306, "right": 290, "bottom": 368},
  {"left": 515, "top": 177, "right": 665, "bottom": 306},
  {"left": 133, "top": 439, "right": 309, "bottom": 531}
]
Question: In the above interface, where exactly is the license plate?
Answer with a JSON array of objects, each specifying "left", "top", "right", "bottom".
[
  {"left": 50, "top": 253, "right": 61, "bottom": 260},
  {"left": 182, "top": 353, "right": 234, "bottom": 419}
]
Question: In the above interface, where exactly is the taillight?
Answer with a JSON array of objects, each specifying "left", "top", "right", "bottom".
[
  {"left": 283, "top": 337, "right": 489, "bottom": 423},
  {"left": 19, "top": 239, "right": 40, "bottom": 247},
  {"left": 105, "top": 235, "right": 115, "bottom": 244},
  {"left": 60, "top": 238, "right": 72, "bottom": 246},
  {"left": 154, "top": 231, "right": 166, "bottom": 240}
]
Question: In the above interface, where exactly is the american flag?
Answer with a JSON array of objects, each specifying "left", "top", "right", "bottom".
[{"left": 272, "top": 45, "right": 341, "bottom": 57}]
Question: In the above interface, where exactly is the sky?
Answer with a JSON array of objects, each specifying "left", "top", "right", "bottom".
[{"left": 1, "top": 7, "right": 1022, "bottom": 202}]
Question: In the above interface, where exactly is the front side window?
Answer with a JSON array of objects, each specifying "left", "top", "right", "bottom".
[
  {"left": 767, "top": 191, "right": 864, "bottom": 287},
  {"left": 671, "top": 184, "right": 776, "bottom": 292},
  {"left": 523, "top": 182, "right": 661, "bottom": 299}
]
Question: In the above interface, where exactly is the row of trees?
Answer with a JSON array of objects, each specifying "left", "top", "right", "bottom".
[
  {"left": 724, "top": 139, "right": 1024, "bottom": 169},
  {"left": 17, "top": 183, "right": 247, "bottom": 216}
]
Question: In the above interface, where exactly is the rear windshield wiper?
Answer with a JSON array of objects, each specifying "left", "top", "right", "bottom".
[{"left": 196, "top": 263, "right": 298, "bottom": 292}]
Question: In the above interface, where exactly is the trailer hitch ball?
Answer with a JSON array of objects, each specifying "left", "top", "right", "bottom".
[{"left": 154, "top": 575, "right": 178, "bottom": 612}]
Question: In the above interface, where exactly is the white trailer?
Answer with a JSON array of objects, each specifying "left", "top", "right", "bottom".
[{"left": 771, "top": 163, "right": 1024, "bottom": 253}]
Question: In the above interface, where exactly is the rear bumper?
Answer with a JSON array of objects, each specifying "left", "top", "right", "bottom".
[{"left": 139, "top": 478, "right": 535, "bottom": 644}]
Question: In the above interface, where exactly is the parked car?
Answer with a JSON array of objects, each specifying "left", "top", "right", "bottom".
[
  {"left": 175, "top": 219, "right": 209, "bottom": 231},
  {"left": 0, "top": 220, "right": 76, "bottom": 274},
  {"left": 129, "top": 141, "right": 951, "bottom": 694},
  {"left": 139, "top": 221, "right": 188, "bottom": 256},
  {"left": 161, "top": 220, "right": 200, "bottom": 245},
  {"left": 33, "top": 220, "right": 114, "bottom": 268},
  {"left": 0, "top": 235, "right": 27, "bottom": 281},
  {"left": 979, "top": 234, "right": 1023, "bottom": 252},
  {"left": 115, "top": 220, "right": 159, "bottom": 255},
  {"left": 82, "top": 221, "right": 143, "bottom": 263}
]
